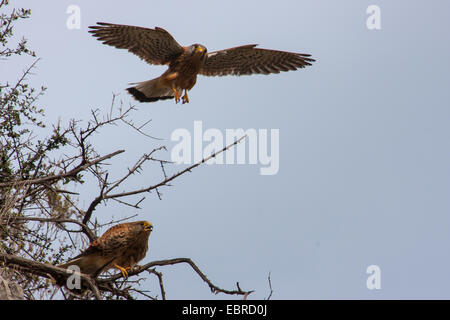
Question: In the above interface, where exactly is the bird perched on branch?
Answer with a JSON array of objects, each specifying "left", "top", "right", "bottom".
[
  {"left": 59, "top": 221, "right": 153, "bottom": 279},
  {"left": 88, "top": 22, "right": 315, "bottom": 104}
]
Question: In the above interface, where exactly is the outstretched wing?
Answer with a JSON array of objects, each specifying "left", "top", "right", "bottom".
[
  {"left": 199, "top": 44, "right": 315, "bottom": 77},
  {"left": 88, "top": 22, "right": 185, "bottom": 65}
]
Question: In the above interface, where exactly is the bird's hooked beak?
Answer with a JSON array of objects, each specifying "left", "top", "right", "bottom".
[
  {"left": 143, "top": 221, "right": 153, "bottom": 232},
  {"left": 195, "top": 45, "right": 206, "bottom": 55}
]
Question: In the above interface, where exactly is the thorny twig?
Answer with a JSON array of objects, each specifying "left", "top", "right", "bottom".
[
  {"left": 98, "top": 257, "right": 254, "bottom": 298},
  {"left": 266, "top": 272, "right": 274, "bottom": 300},
  {"left": 82, "top": 135, "right": 246, "bottom": 224}
]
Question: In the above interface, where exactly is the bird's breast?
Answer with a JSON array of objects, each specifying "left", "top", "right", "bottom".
[{"left": 169, "top": 53, "right": 203, "bottom": 90}]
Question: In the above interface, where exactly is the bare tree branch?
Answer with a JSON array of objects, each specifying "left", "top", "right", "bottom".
[
  {"left": 98, "top": 257, "right": 254, "bottom": 298},
  {"left": 0, "top": 253, "right": 102, "bottom": 300},
  {"left": 82, "top": 135, "right": 246, "bottom": 224},
  {"left": 15, "top": 216, "right": 96, "bottom": 242},
  {"left": 266, "top": 272, "right": 274, "bottom": 300},
  {"left": 0, "top": 150, "right": 125, "bottom": 188},
  {"left": 147, "top": 268, "right": 166, "bottom": 300}
]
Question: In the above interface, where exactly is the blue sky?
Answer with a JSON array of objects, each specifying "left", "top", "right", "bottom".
[{"left": 4, "top": 0, "right": 450, "bottom": 299}]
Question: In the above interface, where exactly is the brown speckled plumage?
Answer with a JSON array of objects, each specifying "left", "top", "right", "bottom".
[
  {"left": 88, "top": 22, "right": 315, "bottom": 103},
  {"left": 59, "top": 221, "right": 152, "bottom": 278}
]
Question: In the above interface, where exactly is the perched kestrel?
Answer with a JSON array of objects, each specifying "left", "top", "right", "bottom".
[
  {"left": 59, "top": 221, "right": 153, "bottom": 279},
  {"left": 88, "top": 22, "right": 315, "bottom": 104}
]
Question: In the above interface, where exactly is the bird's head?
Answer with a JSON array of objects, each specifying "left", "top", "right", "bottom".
[
  {"left": 136, "top": 221, "right": 153, "bottom": 233},
  {"left": 188, "top": 44, "right": 207, "bottom": 59}
]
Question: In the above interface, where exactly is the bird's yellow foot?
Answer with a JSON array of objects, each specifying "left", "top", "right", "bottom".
[
  {"left": 172, "top": 88, "right": 181, "bottom": 103},
  {"left": 182, "top": 91, "right": 189, "bottom": 104},
  {"left": 114, "top": 264, "right": 130, "bottom": 279}
]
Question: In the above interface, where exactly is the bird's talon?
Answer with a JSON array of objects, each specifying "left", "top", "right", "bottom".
[
  {"left": 182, "top": 92, "right": 189, "bottom": 104},
  {"left": 114, "top": 264, "right": 129, "bottom": 279},
  {"left": 172, "top": 88, "right": 181, "bottom": 103}
]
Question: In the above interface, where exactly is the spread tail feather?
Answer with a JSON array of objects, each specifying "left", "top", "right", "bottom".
[{"left": 126, "top": 77, "right": 174, "bottom": 103}]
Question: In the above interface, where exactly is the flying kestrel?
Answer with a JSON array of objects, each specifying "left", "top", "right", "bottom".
[
  {"left": 88, "top": 22, "right": 315, "bottom": 104},
  {"left": 59, "top": 221, "right": 153, "bottom": 279}
]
